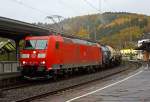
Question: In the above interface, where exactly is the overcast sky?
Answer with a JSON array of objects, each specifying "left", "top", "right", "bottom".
[{"left": 0, "top": 0, "right": 150, "bottom": 23}]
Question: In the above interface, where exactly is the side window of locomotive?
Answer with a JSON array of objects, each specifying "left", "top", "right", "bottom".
[{"left": 55, "top": 41, "right": 59, "bottom": 49}]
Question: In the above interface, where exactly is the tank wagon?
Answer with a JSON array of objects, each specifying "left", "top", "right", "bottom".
[
  {"left": 105, "top": 45, "right": 122, "bottom": 66},
  {"left": 101, "top": 45, "right": 111, "bottom": 67}
]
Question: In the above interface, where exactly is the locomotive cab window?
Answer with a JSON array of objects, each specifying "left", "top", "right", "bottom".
[
  {"left": 24, "top": 40, "right": 47, "bottom": 50},
  {"left": 24, "top": 40, "right": 36, "bottom": 50},
  {"left": 36, "top": 40, "right": 47, "bottom": 49}
]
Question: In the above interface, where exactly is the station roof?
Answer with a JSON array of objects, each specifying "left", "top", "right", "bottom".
[{"left": 0, "top": 16, "right": 51, "bottom": 41}]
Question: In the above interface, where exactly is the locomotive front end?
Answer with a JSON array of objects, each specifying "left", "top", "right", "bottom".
[{"left": 20, "top": 36, "right": 49, "bottom": 79}]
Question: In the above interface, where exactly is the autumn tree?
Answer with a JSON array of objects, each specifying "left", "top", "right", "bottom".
[{"left": 77, "top": 27, "right": 89, "bottom": 38}]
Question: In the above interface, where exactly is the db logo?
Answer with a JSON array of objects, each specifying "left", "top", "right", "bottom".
[{"left": 31, "top": 54, "right": 36, "bottom": 58}]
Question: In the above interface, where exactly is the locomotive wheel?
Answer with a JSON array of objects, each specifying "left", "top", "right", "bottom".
[
  {"left": 52, "top": 74, "right": 58, "bottom": 81},
  {"left": 63, "top": 69, "right": 69, "bottom": 78}
]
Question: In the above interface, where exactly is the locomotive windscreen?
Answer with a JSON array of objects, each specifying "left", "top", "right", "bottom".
[{"left": 24, "top": 40, "right": 47, "bottom": 50}]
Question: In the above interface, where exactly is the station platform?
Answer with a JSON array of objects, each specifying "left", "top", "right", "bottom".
[
  {"left": 0, "top": 61, "right": 20, "bottom": 79},
  {"left": 67, "top": 66, "right": 150, "bottom": 102}
]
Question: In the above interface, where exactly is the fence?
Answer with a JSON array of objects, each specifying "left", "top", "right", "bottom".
[{"left": 0, "top": 61, "right": 19, "bottom": 73}]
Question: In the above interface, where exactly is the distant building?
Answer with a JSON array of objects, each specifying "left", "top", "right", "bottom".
[
  {"left": 120, "top": 49, "right": 137, "bottom": 55},
  {"left": 138, "top": 39, "right": 150, "bottom": 47},
  {"left": 136, "top": 50, "right": 143, "bottom": 60},
  {"left": 137, "top": 38, "right": 150, "bottom": 61},
  {"left": 120, "top": 49, "right": 138, "bottom": 60}
]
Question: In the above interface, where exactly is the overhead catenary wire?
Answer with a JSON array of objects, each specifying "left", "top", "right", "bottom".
[
  {"left": 83, "top": 0, "right": 100, "bottom": 12},
  {"left": 8, "top": 0, "right": 116, "bottom": 35},
  {"left": 9, "top": 0, "right": 62, "bottom": 23},
  {"left": 83, "top": 0, "right": 104, "bottom": 41},
  {"left": 83, "top": 0, "right": 116, "bottom": 13},
  {"left": 10, "top": 0, "right": 52, "bottom": 16},
  {"left": 9, "top": 0, "right": 65, "bottom": 32},
  {"left": 103, "top": 0, "right": 116, "bottom": 12},
  {"left": 56, "top": 0, "right": 80, "bottom": 15}
]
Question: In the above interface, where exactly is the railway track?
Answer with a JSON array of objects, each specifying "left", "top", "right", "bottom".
[
  {"left": 1, "top": 82, "right": 39, "bottom": 91},
  {"left": 0, "top": 61, "right": 141, "bottom": 102}
]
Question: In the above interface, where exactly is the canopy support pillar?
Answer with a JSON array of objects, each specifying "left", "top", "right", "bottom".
[{"left": 15, "top": 40, "right": 20, "bottom": 61}]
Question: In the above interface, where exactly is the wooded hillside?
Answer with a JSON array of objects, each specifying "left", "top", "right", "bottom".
[{"left": 60, "top": 12, "right": 150, "bottom": 48}]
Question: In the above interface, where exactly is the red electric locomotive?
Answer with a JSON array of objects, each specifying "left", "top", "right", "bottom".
[{"left": 20, "top": 34, "right": 102, "bottom": 79}]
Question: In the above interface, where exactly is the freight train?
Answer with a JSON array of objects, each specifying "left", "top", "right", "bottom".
[{"left": 19, "top": 34, "right": 121, "bottom": 79}]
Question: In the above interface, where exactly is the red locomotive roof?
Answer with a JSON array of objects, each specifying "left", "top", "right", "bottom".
[
  {"left": 24, "top": 34, "right": 101, "bottom": 47},
  {"left": 25, "top": 35, "right": 50, "bottom": 40}
]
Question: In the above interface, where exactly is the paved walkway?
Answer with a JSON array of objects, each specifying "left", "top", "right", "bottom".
[{"left": 69, "top": 67, "right": 150, "bottom": 102}]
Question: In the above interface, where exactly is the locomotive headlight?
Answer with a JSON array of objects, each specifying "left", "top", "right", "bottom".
[
  {"left": 22, "top": 61, "right": 26, "bottom": 64},
  {"left": 20, "top": 54, "right": 29, "bottom": 58},
  {"left": 40, "top": 61, "right": 46, "bottom": 65},
  {"left": 38, "top": 54, "right": 46, "bottom": 58},
  {"left": 33, "top": 51, "right": 36, "bottom": 54}
]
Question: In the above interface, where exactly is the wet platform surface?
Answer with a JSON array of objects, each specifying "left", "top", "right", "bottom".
[
  {"left": 33, "top": 66, "right": 150, "bottom": 102},
  {"left": 70, "top": 67, "right": 150, "bottom": 102}
]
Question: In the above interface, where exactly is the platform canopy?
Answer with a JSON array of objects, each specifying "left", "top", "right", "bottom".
[{"left": 0, "top": 16, "right": 52, "bottom": 41}]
